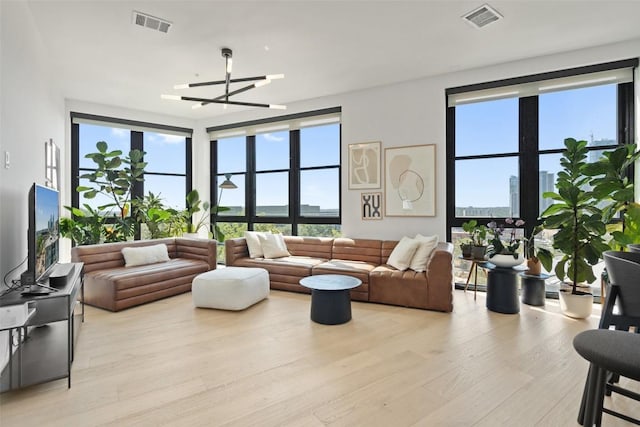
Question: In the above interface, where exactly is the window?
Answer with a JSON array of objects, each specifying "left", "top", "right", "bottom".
[
  {"left": 71, "top": 113, "right": 192, "bottom": 239},
  {"left": 209, "top": 108, "right": 341, "bottom": 238},
  {"left": 143, "top": 131, "right": 187, "bottom": 210},
  {"left": 446, "top": 60, "right": 636, "bottom": 287}
]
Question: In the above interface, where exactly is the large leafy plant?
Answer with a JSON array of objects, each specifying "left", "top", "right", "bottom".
[
  {"left": 540, "top": 138, "right": 610, "bottom": 293},
  {"left": 60, "top": 141, "right": 147, "bottom": 245},
  {"left": 583, "top": 143, "right": 640, "bottom": 249}
]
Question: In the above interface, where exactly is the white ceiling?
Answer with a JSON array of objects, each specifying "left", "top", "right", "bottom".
[{"left": 26, "top": 1, "right": 640, "bottom": 120}]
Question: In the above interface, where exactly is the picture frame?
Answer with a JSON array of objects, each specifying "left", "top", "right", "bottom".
[
  {"left": 384, "top": 144, "right": 436, "bottom": 217},
  {"left": 361, "top": 192, "right": 383, "bottom": 220},
  {"left": 348, "top": 141, "right": 381, "bottom": 189}
]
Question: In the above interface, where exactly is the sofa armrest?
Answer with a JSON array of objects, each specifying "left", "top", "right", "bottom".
[
  {"left": 175, "top": 238, "right": 217, "bottom": 270},
  {"left": 426, "top": 242, "right": 454, "bottom": 301},
  {"left": 225, "top": 237, "right": 250, "bottom": 266}
]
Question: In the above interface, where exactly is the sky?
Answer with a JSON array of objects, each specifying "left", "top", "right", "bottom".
[
  {"left": 35, "top": 185, "right": 59, "bottom": 231},
  {"left": 455, "top": 83, "right": 617, "bottom": 207}
]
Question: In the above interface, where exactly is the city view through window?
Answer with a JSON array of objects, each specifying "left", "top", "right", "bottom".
[{"left": 451, "top": 82, "right": 619, "bottom": 288}]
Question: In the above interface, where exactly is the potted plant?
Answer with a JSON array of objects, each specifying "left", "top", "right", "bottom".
[
  {"left": 523, "top": 225, "right": 553, "bottom": 275},
  {"left": 485, "top": 218, "right": 525, "bottom": 267},
  {"left": 462, "top": 219, "right": 488, "bottom": 259},
  {"left": 459, "top": 237, "right": 473, "bottom": 258},
  {"left": 541, "top": 138, "right": 610, "bottom": 319},
  {"left": 584, "top": 143, "right": 640, "bottom": 249},
  {"left": 60, "top": 141, "right": 149, "bottom": 245},
  {"left": 182, "top": 190, "right": 210, "bottom": 238}
]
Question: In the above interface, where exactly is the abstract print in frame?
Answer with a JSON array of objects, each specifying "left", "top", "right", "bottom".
[
  {"left": 361, "top": 192, "right": 383, "bottom": 220},
  {"left": 384, "top": 144, "right": 435, "bottom": 217},
  {"left": 348, "top": 141, "right": 381, "bottom": 189}
]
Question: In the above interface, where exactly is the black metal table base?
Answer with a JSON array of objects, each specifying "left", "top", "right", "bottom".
[
  {"left": 486, "top": 267, "right": 520, "bottom": 314},
  {"left": 521, "top": 275, "right": 546, "bottom": 306},
  {"left": 310, "top": 289, "right": 352, "bottom": 325}
]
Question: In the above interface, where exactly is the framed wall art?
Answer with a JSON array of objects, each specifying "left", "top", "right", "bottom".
[
  {"left": 348, "top": 141, "right": 381, "bottom": 189},
  {"left": 361, "top": 192, "right": 383, "bottom": 220},
  {"left": 384, "top": 144, "right": 436, "bottom": 217}
]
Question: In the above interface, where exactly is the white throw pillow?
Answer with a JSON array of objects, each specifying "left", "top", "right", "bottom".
[
  {"left": 122, "top": 244, "right": 170, "bottom": 267},
  {"left": 258, "top": 233, "right": 291, "bottom": 259},
  {"left": 245, "top": 231, "right": 268, "bottom": 258},
  {"left": 409, "top": 234, "right": 439, "bottom": 272},
  {"left": 387, "top": 236, "right": 420, "bottom": 271}
]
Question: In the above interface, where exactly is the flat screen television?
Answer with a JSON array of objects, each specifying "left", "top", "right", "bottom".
[{"left": 27, "top": 183, "right": 60, "bottom": 284}]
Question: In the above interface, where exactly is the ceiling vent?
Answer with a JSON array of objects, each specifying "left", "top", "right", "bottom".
[
  {"left": 462, "top": 4, "right": 503, "bottom": 29},
  {"left": 132, "top": 11, "right": 171, "bottom": 34}
]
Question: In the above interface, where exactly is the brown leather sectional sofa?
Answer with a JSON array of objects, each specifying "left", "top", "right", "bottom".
[
  {"left": 71, "top": 238, "right": 217, "bottom": 311},
  {"left": 225, "top": 236, "right": 454, "bottom": 312}
]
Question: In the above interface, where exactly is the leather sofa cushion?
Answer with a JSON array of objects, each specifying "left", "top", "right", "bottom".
[
  {"left": 230, "top": 255, "right": 327, "bottom": 277},
  {"left": 332, "top": 238, "right": 382, "bottom": 264},
  {"left": 284, "top": 236, "right": 333, "bottom": 258},
  {"left": 312, "top": 259, "right": 376, "bottom": 293},
  {"left": 87, "top": 258, "right": 208, "bottom": 294}
]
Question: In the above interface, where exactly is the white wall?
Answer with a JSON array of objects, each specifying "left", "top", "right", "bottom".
[
  {"left": 200, "top": 38, "right": 640, "bottom": 242},
  {"left": 0, "top": 1, "right": 65, "bottom": 286},
  {"left": 0, "top": 0, "right": 67, "bottom": 374}
]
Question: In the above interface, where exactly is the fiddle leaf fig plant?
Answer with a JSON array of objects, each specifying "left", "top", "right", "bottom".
[
  {"left": 583, "top": 143, "right": 640, "bottom": 249},
  {"left": 540, "top": 138, "right": 610, "bottom": 293}
]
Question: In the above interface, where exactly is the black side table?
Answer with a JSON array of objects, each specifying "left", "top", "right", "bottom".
[
  {"left": 520, "top": 272, "right": 549, "bottom": 306},
  {"left": 486, "top": 264, "right": 524, "bottom": 314}
]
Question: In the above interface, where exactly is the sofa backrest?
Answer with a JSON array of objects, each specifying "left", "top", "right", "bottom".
[
  {"left": 381, "top": 240, "right": 452, "bottom": 264},
  {"left": 381, "top": 240, "right": 399, "bottom": 264},
  {"left": 71, "top": 238, "right": 177, "bottom": 273},
  {"left": 331, "top": 238, "right": 382, "bottom": 265},
  {"left": 175, "top": 238, "right": 218, "bottom": 270},
  {"left": 284, "top": 236, "right": 333, "bottom": 259},
  {"left": 225, "top": 237, "right": 250, "bottom": 265}
]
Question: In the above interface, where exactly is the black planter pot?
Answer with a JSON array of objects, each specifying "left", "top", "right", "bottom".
[{"left": 471, "top": 245, "right": 487, "bottom": 260}]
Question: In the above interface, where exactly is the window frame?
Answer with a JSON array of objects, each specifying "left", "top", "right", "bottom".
[
  {"left": 209, "top": 108, "right": 342, "bottom": 236},
  {"left": 445, "top": 59, "right": 637, "bottom": 242},
  {"left": 70, "top": 112, "right": 193, "bottom": 238}
]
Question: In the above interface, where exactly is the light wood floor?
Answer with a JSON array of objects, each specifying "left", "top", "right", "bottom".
[{"left": 1, "top": 289, "right": 638, "bottom": 426}]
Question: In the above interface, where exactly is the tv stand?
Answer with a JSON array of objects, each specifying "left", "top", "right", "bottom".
[
  {"left": 0, "top": 262, "right": 84, "bottom": 392},
  {"left": 21, "top": 281, "right": 58, "bottom": 295}
]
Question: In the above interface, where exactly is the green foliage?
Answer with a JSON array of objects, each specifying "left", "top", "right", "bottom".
[
  {"left": 540, "top": 138, "right": 610, "bottom": 291},
  {"left": 524, "top": 225, "right": 553, "bottom": 272},
  {"left": 461, "top": 219, "right": 488, "bottom": 246},
  {"left": 67, "top": 141, "right": 148, "bottom": 243},
  {"left": 297, "top": 224, "right": 342, "bottom": 238},
  {"left": 134, "top": 192, "right": 182, "bottom": 239},
  {"left": 583, "top": 143, "right": 640, "bottom": 248},
  {"left": 59, "top": 205, "right": 105, "bottom": 245}
]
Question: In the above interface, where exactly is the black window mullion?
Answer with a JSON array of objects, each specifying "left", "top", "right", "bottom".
[
  {"left": 131, "top": 131, "right": 144, "bottom": 201},
  {"left": 186, "top": 137, "right": 193, "bottom": 197},
  {"left": 445, "top": 105, "right": 456, "bottom": 242},
  {"left": 247, "top": 135, "right": 256, "bottom": 228},
  {"left": 210, "top": 139, "right": 218, "bottom": 234},
  {"left": 519, "top": 96, "right": 539, "bottom": 236},
  {"left": 71, "top": 122, "right": 80, "bottom": 210},
  {"left": 290, "top": 129, "right": 300, "bottom": 235},
  {"left": 131, "top": 131, "right": 143, "bottom": 240}
]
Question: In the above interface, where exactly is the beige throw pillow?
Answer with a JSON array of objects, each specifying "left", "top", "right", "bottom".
[
  {"left": 122, "top": 244, "right": 170, "bottom": 267},
  {"left": 258, "top": 233, "right": 291, "bottom": 259},
  {"left": 409, "top": 234, "right": 439, "bottom": 272},
  {"left": 387, "top": 236, "right": 420, "bottom": 271},
  {"left": 245, "top": 231, "right": 268, "bottom": 258}
]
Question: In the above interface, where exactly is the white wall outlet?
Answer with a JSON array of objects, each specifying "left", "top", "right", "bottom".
[{"left": 4, "top": 151, "right": 9, "bottom": 169}]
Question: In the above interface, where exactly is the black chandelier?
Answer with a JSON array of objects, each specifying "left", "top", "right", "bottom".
[{"left": 162, "top": 47, "right": 285, "bottom": 110}]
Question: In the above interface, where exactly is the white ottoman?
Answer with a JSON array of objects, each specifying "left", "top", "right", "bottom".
[{"left": 192, "top": 267, "right": 269, "bottom": 310}]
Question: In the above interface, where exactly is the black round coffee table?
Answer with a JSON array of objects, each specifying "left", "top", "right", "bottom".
[{"left": 299, "top": 274, "right": 362, "bottom": 325}]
